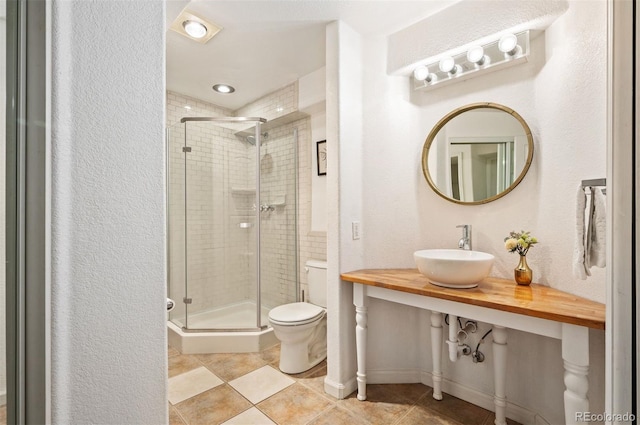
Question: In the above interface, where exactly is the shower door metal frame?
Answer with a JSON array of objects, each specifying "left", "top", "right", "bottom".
[{"left": 178, "top": 116, "right": 269, "bottom": 332}]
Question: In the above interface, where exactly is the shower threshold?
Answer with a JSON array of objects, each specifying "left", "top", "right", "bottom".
[{"left": 167, "top": 301, "right": 278, "bottom": 354}]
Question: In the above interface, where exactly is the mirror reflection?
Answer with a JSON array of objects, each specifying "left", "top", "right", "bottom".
[{"left": 422, "top": 103, "right": 533, "bottom": 205}]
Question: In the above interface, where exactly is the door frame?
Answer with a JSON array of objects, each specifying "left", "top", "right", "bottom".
[{"left": 6, "top": 0, "right": 50, "bottom": 423}]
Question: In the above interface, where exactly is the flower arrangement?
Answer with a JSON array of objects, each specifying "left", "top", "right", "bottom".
[{"left": 504, "top": 230, "right": 538, "bottom": 256}]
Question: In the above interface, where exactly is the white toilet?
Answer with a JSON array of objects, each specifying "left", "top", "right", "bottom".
[{"left": 268, "top": 260, "right": 327, "bottom": 374}]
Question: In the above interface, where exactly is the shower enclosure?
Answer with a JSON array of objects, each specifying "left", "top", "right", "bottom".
[{"left": 167, "top": 117, "right": 298, "bottom": 343}]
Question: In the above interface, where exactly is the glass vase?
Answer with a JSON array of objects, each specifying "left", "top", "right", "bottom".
[{"left": 514, "top": 254, "right": 533, "bottom": 286}]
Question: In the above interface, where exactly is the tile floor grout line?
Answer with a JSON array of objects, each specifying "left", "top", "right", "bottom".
[
  {"left": 254, "top": 404, "right": 280, "bottom": 425},
  {"left": 392, "top": 404, "right": 418, "bottom": 425},
  {"left": 168, "top": 345, "right": 514, "bottom": 425},
  {"left": 301, "top": 402, "right": 338, "bottom": 425},
  {"left": 170, "top": 404, "right": 189, "bottom": 425},
  {"left": 296, "top": 378, "right": 339, "bottom": 404}
]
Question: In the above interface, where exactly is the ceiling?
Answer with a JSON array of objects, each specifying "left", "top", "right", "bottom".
[{"left": 166, "top": 1, "right": 457, "bottom": 110}]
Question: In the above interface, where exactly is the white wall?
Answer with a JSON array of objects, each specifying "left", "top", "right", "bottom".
[
  {"left": 299, "top": 67, "right": 328, "bottom": 232},
  {"left": 310, "top": 112, "right": 327, "bottom": 232},
  {"left": 49, "top": 1, "right": 167, "bottom": 423},
  {"left": 336, "top": 1, "right": 606, "bottom": 424},
  {"left": 324, "top": 20, "right": 363, "bottom": 399}
]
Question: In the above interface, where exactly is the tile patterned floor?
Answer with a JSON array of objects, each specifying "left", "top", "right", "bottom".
[{"left": 168, "top": 344, "right": 520, "bottom": 425}]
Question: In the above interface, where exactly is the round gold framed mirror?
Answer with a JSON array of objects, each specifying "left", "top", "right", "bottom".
[{"left": 421, "top": 102, "right": 533, "bottom": 205}]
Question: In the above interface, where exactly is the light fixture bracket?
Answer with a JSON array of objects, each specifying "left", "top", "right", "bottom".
[{"left": 413, "top": 30, "right": 530, "bottom": 92}]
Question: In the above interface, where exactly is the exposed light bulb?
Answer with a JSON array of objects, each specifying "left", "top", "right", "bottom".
[
  {"left": 439, "top": 57, "right": 456, "bottom": 73},
  {"left": 498, "top": 34, "right": 519, "bottom": 56},
  {"left": 467, "top": 46, "right": 486, "bottom": 65},
  {"left": 182, "top": 20, "right": 207, "bottom": 39},
  {"left": 413, "top": 66, "right": 430, "bottom": 81}
]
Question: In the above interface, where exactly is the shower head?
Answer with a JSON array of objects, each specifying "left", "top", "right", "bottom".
[{"left": 242, "top": 132, "right": 268, "bottom": 146}]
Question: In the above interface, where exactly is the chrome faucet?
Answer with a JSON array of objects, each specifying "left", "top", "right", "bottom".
[{"left": 456, "top": 225, "right": 472, "bottom": 250}]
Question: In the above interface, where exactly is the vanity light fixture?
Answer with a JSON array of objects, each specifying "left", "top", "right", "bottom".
[
  {"left": 438, "top": 56, "right": 462, "bottom": 76},
  {"left": 413, "top": 65, "right": 437, "bottom": 83},
  {"left": 413, "top": 65, "right": 429, "bottom": 81},
  {"left": 467, "top": 45, "right": 488, "bottom": 66},
  {"left": 412, "top": 30, "right": 530, "bottom": 92},
  {"left": 498, "top": 33, "right": 520, "bottom": 56}
]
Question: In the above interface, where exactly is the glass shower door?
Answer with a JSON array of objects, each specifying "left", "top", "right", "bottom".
[
  {"left": 259, "top": 125, "right": 299, "bottom": 326},
  {"left": 167, "top": 116, "right": 300, "bottom": 332},
  {"left": 167, "top": 122, "right": 186, "bottom": 329},
  {"left": 183, "top": 118, "right": 262, "bottom": 331}
]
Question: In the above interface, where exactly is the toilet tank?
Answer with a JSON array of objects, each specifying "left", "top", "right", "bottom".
[{"left": 305, "top": 260, "right": 327, "bottom": 308}]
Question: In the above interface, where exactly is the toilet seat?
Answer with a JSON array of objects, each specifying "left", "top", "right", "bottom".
[{"left": 268, "top": 302, "right": 325, "bottom": 326}]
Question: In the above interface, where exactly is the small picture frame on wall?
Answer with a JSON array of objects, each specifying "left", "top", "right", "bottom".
[{"left": 316, "top": 140, "right": 327, "bottom": 176}]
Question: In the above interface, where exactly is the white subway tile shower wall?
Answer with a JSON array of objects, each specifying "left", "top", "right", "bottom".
[
  {"left": 238, "top": 80, "right": 327, "bottom": 303},
  {"left": 166, "top": 91, "right": 233, "bottom": 127},
  {"left": 235, "top": 82, "right": 298, "bottom": 122},
  {"left": 167, "top": 93, "right": 253, "bottom": 322},
  {"left": 167, "top": 86, "right": 326, "bottom": 325}
]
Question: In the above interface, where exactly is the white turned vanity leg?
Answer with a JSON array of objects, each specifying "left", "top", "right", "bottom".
[
  {"left": 492, "top": 325, "right": 508, "bottom": 425},
  {"left": 353, "top": 284, "right": 368, "bottom": 401},
  {"left": 430, "top": 311, "right": 443, "bottom": 400},
  {"left": 562, "top": 324, "right": 589, "bottom": 425}
]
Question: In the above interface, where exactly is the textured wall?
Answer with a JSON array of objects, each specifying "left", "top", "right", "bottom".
[
  {"left": 325, "top": 21, "right": 362, "bottom": 398},
  {"left": 348, "top": 1, "right": 606, "bottom": 423},
  {"left": 50, "top": 1, "right": 167, "bottom": 423}
]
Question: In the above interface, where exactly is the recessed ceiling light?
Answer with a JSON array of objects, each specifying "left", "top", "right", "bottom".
[
  {"left": 169, "top": 10, "right": 222, "bottom": 44},
  {"left": 182, "top": 20, "right": 207, "bottom": 39},
  {"left": 212, "top": 84, "right": 235, "bottom": 94}
]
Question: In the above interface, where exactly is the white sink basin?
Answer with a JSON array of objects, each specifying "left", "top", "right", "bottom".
[{"left": 414, "top": 249, "right": 495, "bottom": 289}]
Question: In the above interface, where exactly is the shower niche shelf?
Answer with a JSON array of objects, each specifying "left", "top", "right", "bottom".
[{"left": 230, "top": 187, "right": 256, "bottom": 195}]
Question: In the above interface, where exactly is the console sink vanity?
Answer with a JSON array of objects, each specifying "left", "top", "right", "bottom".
[{"left": 340, "top": 269, "right": 605, "bottom": 425}]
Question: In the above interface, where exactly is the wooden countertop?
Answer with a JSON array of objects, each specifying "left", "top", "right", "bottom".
[{"left": 341, "top": 269, "right": 605, "bottom": 330}]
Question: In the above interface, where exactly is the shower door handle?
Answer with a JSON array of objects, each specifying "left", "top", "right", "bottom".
[{"left": 167, "top": 298, "right": 175, "bottom": 312}]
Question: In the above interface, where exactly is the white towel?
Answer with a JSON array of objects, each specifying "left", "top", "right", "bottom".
[
  {"left": 572, "top": 186, "right": 589, "bottom": 279},
  {"left": 588, "top": 188, "right": 606, "bottom": 268},
  {"left": 573, "top": 186, "right": 607, "bottom": 280}
]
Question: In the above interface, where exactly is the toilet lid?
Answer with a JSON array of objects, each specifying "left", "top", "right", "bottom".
[{"left": 268, "top": 302, "right": 325, "bottom": 326}]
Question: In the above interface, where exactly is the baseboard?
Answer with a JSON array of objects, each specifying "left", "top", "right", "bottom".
[
  {"left": 324, "top": 375, "right": 357, "bottom": 400},
  {"left": 367, "top": 368, "right": 423, "bottom": 384},
  {"left": 419, "top": 370, "right": 539, "bottom": 425},
  {"left": 352, "top": 368, "right": 542, "bottom": 425}
]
